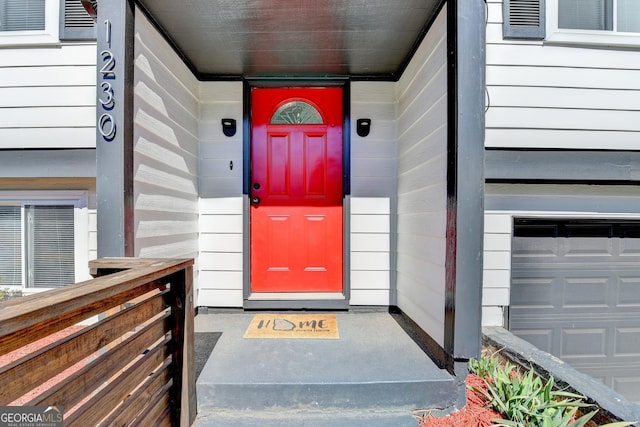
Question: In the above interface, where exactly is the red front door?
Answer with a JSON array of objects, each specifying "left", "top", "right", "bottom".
[{"left": 250, "top": 87, "right": 343, "bottom": 293}]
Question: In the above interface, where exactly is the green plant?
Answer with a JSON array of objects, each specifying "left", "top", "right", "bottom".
[
  {"left": 468, "top": 356, "right": 636, "bottom": 427},
  {"left": 469, "top": 351, "right": 502, "bottom": 379}
]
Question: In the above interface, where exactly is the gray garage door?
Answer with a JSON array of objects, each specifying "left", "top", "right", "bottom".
[{"left": 511, "top": 219, "right": 640, "bottom": 404}]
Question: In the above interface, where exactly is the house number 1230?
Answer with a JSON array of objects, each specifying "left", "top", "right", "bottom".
[{"left": 99, "top": 19, "right": 116, "bottom": 141}]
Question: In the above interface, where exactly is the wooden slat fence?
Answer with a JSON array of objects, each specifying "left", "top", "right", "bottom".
[{"left": 0, "top": 257, "right": 196, "bottom": 426}]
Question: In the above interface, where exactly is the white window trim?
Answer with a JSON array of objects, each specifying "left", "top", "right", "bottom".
[
  {"left": 0, "top": 190, "right": 89, "bottom": 289},
  {"left": 0, "top": 0, "right": 61, "bottom": 46},
  {"left": 545, "top": 0, "right": 640, "bottom": 49}
]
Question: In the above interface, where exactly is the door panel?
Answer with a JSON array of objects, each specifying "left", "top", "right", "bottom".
[{"left": 251, "top": 87, "right": 343, "bottom": 293}]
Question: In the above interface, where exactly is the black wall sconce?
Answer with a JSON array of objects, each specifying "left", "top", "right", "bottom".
[
  {"left": 221, "top": 118, "right": 236, "bottom": 137},
  {"left": 356, "top": 118, "right": 371, "bottom": 137}
]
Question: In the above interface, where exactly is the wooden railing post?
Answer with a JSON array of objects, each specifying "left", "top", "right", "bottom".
[{"left": 169, "top": 266, "right": 196, "bottom": 426}]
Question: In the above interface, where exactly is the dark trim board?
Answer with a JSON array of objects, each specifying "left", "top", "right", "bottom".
[
  {"left": 486, "top": 149, "right": 640, "bottom": 183},
  {"left": 514, "top": 218, "right": 640, "bottom": 238},
  {"left": 445, "top": 0, "right": 458, "bottom": 360},
  {"left": 0, "top": 149, "right": 97, "bottom": 178},
  {"left": 390, "top": 306, "right": 454, "bottom": 373}
]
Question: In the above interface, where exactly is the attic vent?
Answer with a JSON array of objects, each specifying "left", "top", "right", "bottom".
[
  {"left": 503, "top": 0, "right": 546, "bottom": 39},
  {"left": 65, "top": 0, "right": 94, "bottom": 28},
  {"left": 60, "top": 0, "right": 96, "bottom": 40},
  {"left": 509, "top": 0, "right": 540, "bottom": 26}
]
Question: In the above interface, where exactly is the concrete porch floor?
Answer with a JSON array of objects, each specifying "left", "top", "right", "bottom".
[{"left": 193, "top": 309, "right": 458, "bottom": 427}]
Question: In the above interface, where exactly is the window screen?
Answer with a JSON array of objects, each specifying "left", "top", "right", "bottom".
[
  {"left": 0, "top": 206, "right": 22, "bottom": 286},
  {"left": 558, "top": 0, "right": 613, "bottom": 31},
  {"left": 0, "top": 0, "right": 46, "bottom": 32},
  {"left": 25, "top": 205, "right": 75, "bottom": 288},
  {"left": 558, "top": 0, "right": 640, "bottom": 33},
  {"left": 618, "top": 0, "right": 640, "bottom": 32}
]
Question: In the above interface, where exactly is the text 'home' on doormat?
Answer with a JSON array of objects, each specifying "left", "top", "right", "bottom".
[{"left": 243, "top": 314, "right": 339, "bottom": 339}]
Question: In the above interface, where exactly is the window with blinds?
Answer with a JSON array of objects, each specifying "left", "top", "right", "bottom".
[
  {"left": 25, "top": 205, "right": 75, "bottom": 288},
  {"left": 0, "top": 206, "right": 22, "bottom": 287},
  {"left": 559, "top": 0, "right": 613, "bottom": 31},
  {"left": 0, "top": 204, "right": 74, "bottom": 288},
  {"left": 0, "top": 0, "right": 46, "bottom": 32},
  {"left": 558, "top": 0, "right": 640, "bottom": 33}
]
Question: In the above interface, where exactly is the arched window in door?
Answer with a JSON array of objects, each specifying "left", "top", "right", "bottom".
[{"left": 270, "top": 100, "right": 324, "bottom": 124}]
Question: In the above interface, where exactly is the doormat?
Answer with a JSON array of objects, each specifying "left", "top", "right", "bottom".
[
  {"left": 243, "top": 314, "right": 339, "bottom": 339},
  {"left": 194, "top": 332, "right": 222, "bottom": 380}
]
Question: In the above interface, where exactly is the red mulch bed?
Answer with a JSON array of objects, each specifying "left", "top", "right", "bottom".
[{"left": 419, "top": 373, "right": 502, "bottom": 427}]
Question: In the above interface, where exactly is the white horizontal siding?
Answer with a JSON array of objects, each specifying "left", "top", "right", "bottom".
[
  {"left": 486, "top": 0, "right": 640, "bottom": 150},
  {"left": 395, "top": 5, "right": 448, "bottom": 346},
  {"left": 487, "top": 108, "right": 640, "bottom": 132},
  {"left": 0, "top": 44, "right": 96, "bottom": 149},
  {"left": 349, "top": 197, "right": 391, "bottom": 305},
  {"left": 1, "top": 106, "right": 95, "bottom": 128},
  {"left": 489, "top": 86, "right": 640, "bottom": 111},
  {"left": 133, "top": 9, "right": 199, "bottom": 264},
  {"left": 0, "top": 44, "right": 96, "bottom": 67},
  {"left": 482, "top": 212, "right": 511, "bottom": 326},
  {"left": 487, "top": 66, "right": 640, "bottom": 90},
  {"left": 198, "top": 197, "right": 244, "bottom": 307},
  {"left": 0, "top": 66, "right": 96, "bottom": 87},
  {"left": 0, "top": 86, "right": 96, "bottom": 108},
  {"left": 88, "top": 205, "right": 97, "bottom": 262},
  {"left": 0, "top": 128, "right": 95, "bottom": 149},
  {"left": 488, "top": 43, "right": 640, "bottom": 69}
]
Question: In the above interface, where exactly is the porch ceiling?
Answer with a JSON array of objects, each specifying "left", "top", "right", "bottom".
[{"left": 136, "top": 0, "right": 443, "bottom": 80}]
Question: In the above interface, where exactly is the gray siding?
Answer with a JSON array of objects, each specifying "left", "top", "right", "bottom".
[
  {"left": 395, "top": 6, "right": 448, "bottom": 346},
  {"left": 486, "top": 0, "right": 640, "bottom": 150},
  {"left": 0, "top": 45, "right": 96, "bottom": 148},
  {"left": 133, "top": 10, "right": 199, "bottom": 260},
  {"left": 199, "top": 83, "right": 244, "bottom": 198},
  {"left": 350, "top": 82, "right": 397, "bottom": 198}
]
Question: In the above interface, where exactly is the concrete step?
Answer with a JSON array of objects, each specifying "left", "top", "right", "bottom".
[
  {"left": 195, "top": 407, "right": 423, "bottom": 427},
  {"left": 194, "top": 311, "right": 458, "bottom": 424}
]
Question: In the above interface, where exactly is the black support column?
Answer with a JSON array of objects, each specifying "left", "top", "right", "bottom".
[
  {"left": 445, "top": 0, "right": 486, "bottom": 365},
  {"left": 96, "top": 0, "right": 135, "bottom": 257}
]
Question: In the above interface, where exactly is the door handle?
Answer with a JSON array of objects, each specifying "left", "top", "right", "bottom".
[{"left": 251, "top": 183, "right": 261, "bottom": 204}]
